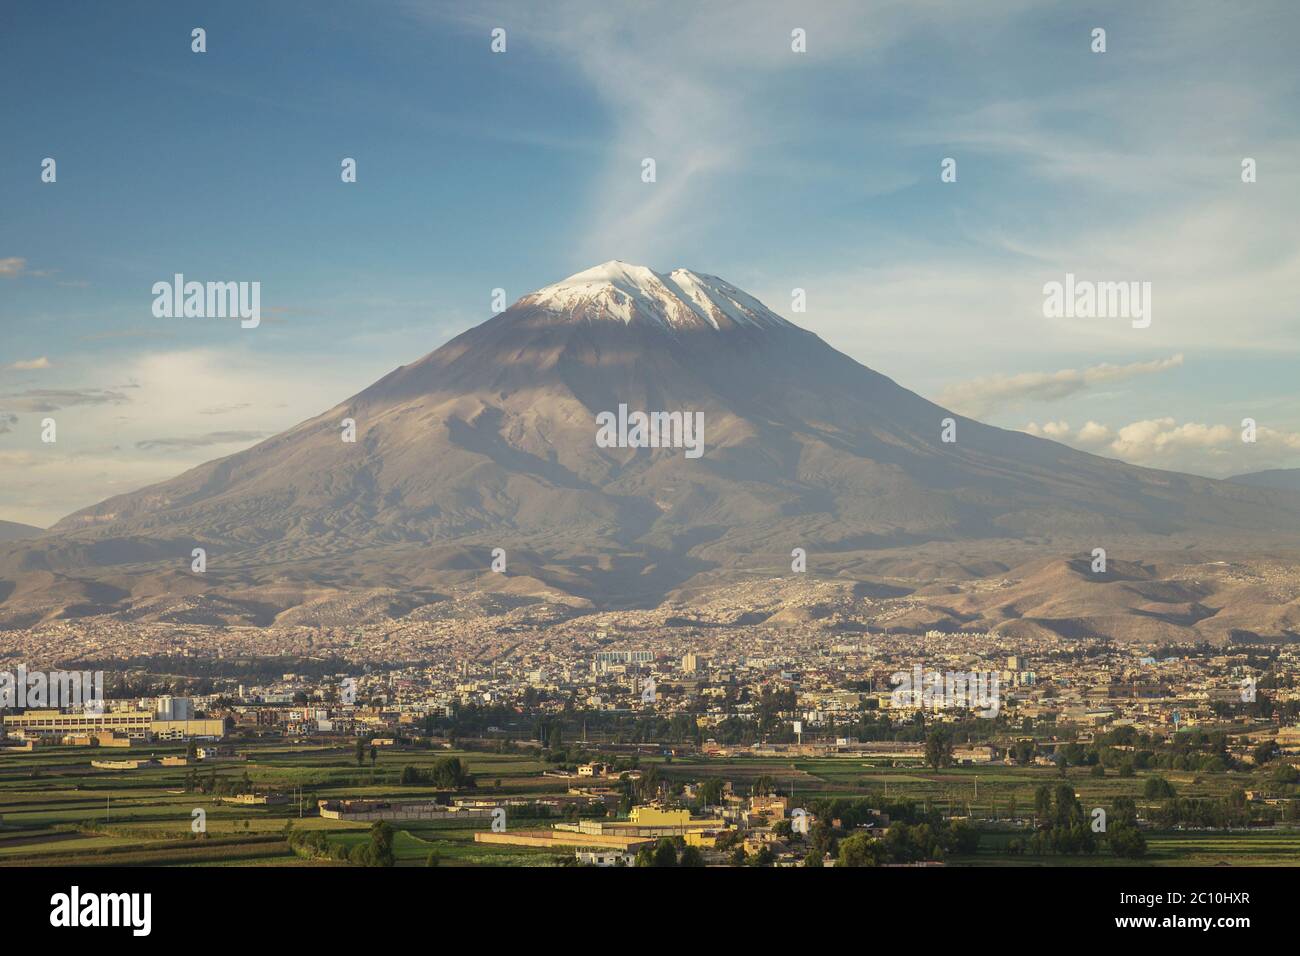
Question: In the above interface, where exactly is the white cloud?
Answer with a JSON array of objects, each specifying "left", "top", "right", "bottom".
[
  {"left": 1021, "top": 417, "right": 1300, "bottom": 477},
  {"left": 1075, "top": 421, "right": 1113, "bottom": 446},
  {"left": 135, "top": 430, "right": 271, "bottom": 451},
  {"left": 1025, "top": 420, "right": 1072, "bottom": 440},
  {"left": 7, "top": 357, "right": 52, "bottom": 370},
  {"left": 413, "top": 0, "right": 1041, "bottom": 263},
  {"left": 0, "top": 347, "right": 381, "bottom": 526},
  {"left": 0, "top": 388, "right": 130, "bottom": 413},
  {"left": 1109, "top": 419, "right": 1236, "bottom": 459},
  {"left": 0, "top": 257, "right": 56, "bottom": 280},
  {"left": 940, "top": 355, "right": 1183, "bottom": 417}
]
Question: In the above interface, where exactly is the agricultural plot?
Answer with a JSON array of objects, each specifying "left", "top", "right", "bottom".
[{"left": 2, "top": 741, "right": 1295, "bottom": 867}]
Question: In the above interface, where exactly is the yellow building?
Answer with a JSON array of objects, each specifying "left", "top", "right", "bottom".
[
  {"left": 61, "top": 731, "right": 133, "bottom": 748},
  {"left": 4, "top": 709, "right": 225, "bottom": 740},
  {"left": 1277, "top": 725, "right": 1300, "bottom": 752},
  {"left": 476, "top": 830, "right": 652, "bottom": 852},
  {"left": 683, "top": 829, "right": 725, "bottom": 848},
  {"left": 6, "top": 709, "right": 153, "bottom": 737},
  {"left": 629, "top": 806, "right": 692, "bottom": 827},
  {"left": 750, "top": 795, "right": 789, "bottom": 818},
  {"left": 151, "top": 718, "right": 226, "bottom": 740}
]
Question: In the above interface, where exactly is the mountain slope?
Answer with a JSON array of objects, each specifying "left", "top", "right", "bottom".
[
  {"left": 0, "top": 520, "right": 42, "bottom": 543},
  {"left": 6, "top": 261, "right": 1300, "bottom": 622},
  {"left": 1230, "top": 468, "right": 1300, "bottom": 492}
]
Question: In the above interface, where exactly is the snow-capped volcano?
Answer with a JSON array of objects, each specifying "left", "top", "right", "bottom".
[
  {"left": 519, "top": 260, "right": 794, "bottom": 332},
  {"left": 9, "top": 260, "right": 1300, "bottom": 627}
]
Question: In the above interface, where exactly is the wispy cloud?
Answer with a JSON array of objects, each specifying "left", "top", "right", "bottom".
[
  {"left": 136, "top": 430, "right": 270, "bottom": 451},
  {"left": 415, "top": 0, "right": 1037, "bottom": 263},
  {"left": 6, "top": 357, "right": 52, "bottom": 371},
  {"left": 2, "top": 388, "right": 131, "bottom": 413},
  {"left": 940, "top": 355, "right": 1184, "bottom": 417},
  {"left": 0, "top": 256, "right": 57, "bottom": 279},
  {"left": 0, "top": 348, "right": 384, "bottom": 525}
]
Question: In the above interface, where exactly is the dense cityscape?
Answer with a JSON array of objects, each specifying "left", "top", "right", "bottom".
[{"left": 3, "top": 591, "right": 1298, "bottom": 868}]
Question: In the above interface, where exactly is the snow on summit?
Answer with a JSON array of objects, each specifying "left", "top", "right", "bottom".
[{"left": 520, "top": 260, "right": 792, "bottom": 332}]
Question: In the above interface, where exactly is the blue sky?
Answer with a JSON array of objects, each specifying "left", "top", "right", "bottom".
[{"left": 3, "top": 0, "right": 1300, "bottom": 525}]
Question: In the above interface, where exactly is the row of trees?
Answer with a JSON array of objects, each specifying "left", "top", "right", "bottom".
[
  {"left": 397, "top": 756, "right": 475, "bottom": 789},
  {"left": 286, "top": 821, "right": 395, "bottom": 867},
  {"left": 633, "top": 837, "right": 706, "bottom": 867},
  {"left": 184, "top": 768, "right": 255, "bottom": 796},
  {"left": 835, "top": 819, "right": 980, "bottom": 867},
  {"left": 1012, "top": 784, "right": 1146, "bottom": 858}
]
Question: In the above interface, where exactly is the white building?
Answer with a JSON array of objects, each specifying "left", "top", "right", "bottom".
[
  {"left": 575, "top": 849, "right": 634, "bottom": 867},
  {"left": 155, "top": 696, "right": 194, "bottom": 721}
]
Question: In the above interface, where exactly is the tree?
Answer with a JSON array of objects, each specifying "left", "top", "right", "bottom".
[
  {"left": 1053, "top": 783, "right": 1081, "bottom": 826},
  {"left": 837, "top": 833, "right": 884, "bottom": 867},
  {"left": 348, "top": 843, "right": 373, "bottom": 866},
  {"left": 1034, "top": 785, "right": 1053, "bottom": 827},
  {"left": 714, "top": 829, "right": 742, "bottom": 851},
  {"left": 1144, "top": 776, "right": 1176, "bottom": 799},
  {"left": 679, "top": 845, "right": 705, "bottom": 867},
  {"left": 698, "top": 778, "right": 726, "bottom": 807},
  {"left": 355, "top": 737, "right": 366, "bottom": 767},
  {"left": 430, "top": 756, "right": 473, "bottom": 789},
  {"left": 650, "top": 838, "right": 678, "bottom": 867},
  {"left": 369, "top": 821, "right": 395, "bottom": 867},
  {"left": 949, "top": 820, "right": 980, "bottom": 856},
  {"left": 1112, "top": 796, "right": 1139, "bottom": 829},
  {"left": 808, "top": 820, "right": 836, "bottom": 861},
  {"left": 1108, "top": 825, "right": 1147, "bottom": 859},
  {"left": 925, "top": 728, "right": 954, "bottom": 770}
]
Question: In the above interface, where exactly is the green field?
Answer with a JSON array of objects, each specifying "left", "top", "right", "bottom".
[
  {"left": 0, "top": 742, "right": 569, "bottom": 867},
  {"left": 1, "top": 740, "right": 1295, "bottom": 866}
]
